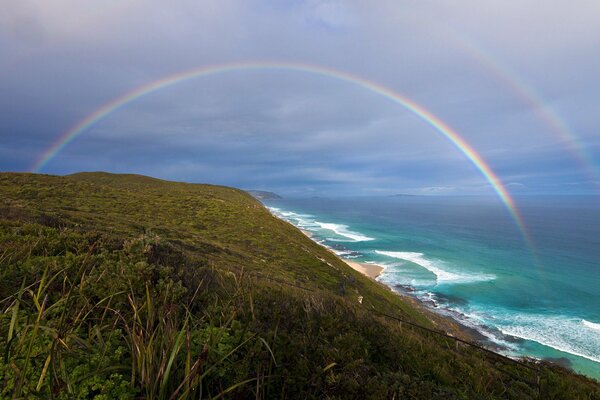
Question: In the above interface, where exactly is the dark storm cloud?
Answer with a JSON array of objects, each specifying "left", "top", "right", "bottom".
[{"left": 1, "top": 0, "right": 599, "bottom": 195}]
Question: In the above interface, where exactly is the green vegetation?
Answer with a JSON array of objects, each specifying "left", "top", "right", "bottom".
[{"left": 0, "top": 172, "right": 598, "bottom": 399}]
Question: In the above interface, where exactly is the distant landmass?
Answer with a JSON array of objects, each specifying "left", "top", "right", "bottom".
[
  {"left": 247, "top": 190, "right": 282, "bottom": 200},
  {"left": 388, "top": 193, "right": 421, "bottom": 197}
]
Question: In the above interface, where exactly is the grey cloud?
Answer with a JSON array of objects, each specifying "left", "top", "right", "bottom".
[{"left": 1, "top": 0, "right": 598, "bottom": 195}]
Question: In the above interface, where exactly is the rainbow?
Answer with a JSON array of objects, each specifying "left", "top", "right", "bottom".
[
  {"left": 448, "top": 35, "right": 600, "bottom": 188},
  {"left": 30, "top": 60, "right": 534, "bottom": 247}
]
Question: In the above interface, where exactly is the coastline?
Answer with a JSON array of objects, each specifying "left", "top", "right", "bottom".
[
  {"left": 295, "top": 223, "right": 487, "bottom": 343},
  {"left": 300, "top": 228, "right": 382, "bottom": 279},
  {"left": 301, "top": 228, "right": 384, "bottom": 280},
  {"left": 266, "top": 204, "right": 600, "bottom": 380},
  {"left": 341, "top": 256, "right": 490, "bottom": 343}
]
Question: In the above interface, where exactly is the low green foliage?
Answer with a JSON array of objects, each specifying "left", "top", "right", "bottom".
[{"left": 0, "top": 172, "right": 598, "bottom": 399}]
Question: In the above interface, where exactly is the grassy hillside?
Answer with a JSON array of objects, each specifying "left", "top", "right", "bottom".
[{"left": 0, "top": 172, "right": 598, "bottom": 399}]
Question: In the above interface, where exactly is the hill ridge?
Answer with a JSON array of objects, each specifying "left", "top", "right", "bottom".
[{"left": 0, "top": 172, "right": 597, "bottom": 399}]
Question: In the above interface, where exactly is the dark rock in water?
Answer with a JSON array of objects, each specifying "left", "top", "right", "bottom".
[
  {"left": 498, "top": 333, "right": 525, "bottom": 345},
  {"left": 544, "top": 357, "right": 573, "bottom": 369},
  {"left": 421, "top": 299, "right": 438, "bottom": 308},
  {"left": 328, "top": 244, "right": 362, "bottom": 258},
  {"left": 330, "top": 243, "right": 349, "bottom": 252},
  {"left": 247, "top": 190, "right": 282, "bottom": 200},
  {"left": 394, "top": 284, "right": 416, "bottom": 293},
  {"left": 431, "top": 292, "right": 468, "bottom": 307}
]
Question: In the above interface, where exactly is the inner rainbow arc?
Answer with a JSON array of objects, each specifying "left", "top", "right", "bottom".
[{"left": 29, "top": 60, "right": 535, "bottom": 250}]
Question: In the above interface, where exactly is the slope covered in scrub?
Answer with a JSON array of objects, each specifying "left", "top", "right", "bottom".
[{"left": 0, "top": 172, "right": 598, "bottom": 399}]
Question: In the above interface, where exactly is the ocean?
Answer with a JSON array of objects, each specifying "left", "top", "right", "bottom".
[{"left": 263, "top": 195, "right": 600, "bottom": 379}]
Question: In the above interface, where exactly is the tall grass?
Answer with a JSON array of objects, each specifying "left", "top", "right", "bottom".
[{"left": 0, "top": 235, "right": 262, "bottom": 399}]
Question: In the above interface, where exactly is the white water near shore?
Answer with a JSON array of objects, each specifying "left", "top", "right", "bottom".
[
  {"left": 266, "top": 202, "right": 600, "bottom": 378},
  {"left": 374, "top": 250, "right": 496, "bottom": 283},
  {"left": 583, "top": 320, "right": 600, "bottom": 332},
  {"left": 316, "top": 222, "right": 375, "bottom": 242}
]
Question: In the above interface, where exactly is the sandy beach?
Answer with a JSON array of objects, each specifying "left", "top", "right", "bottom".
[
  {"left": 343, "top": 260, "right": 384, "bottom": 279},
  {"left": 297, "top": 227, "right": 384, "bottom": 279}
]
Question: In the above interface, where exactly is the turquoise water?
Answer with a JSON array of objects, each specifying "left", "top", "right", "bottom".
[{"left": 264, "top": 195, "right": 600, "bottom": 379}]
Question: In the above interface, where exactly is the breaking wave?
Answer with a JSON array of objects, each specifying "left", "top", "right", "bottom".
[{"left": 375, "top": 250, "right": 495, "bottom": 283}]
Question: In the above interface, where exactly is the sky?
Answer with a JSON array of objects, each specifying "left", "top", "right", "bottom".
[{"left": 1, "top": 0, "right": 599, "bottom": 196}]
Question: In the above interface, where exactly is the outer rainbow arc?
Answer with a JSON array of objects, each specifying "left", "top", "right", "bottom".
[
  {"left": 447, "top": 35, "right": 600, "bottom": 188},
  {"left": 30, "top": 60, "right": 535, "bottom": 250}
]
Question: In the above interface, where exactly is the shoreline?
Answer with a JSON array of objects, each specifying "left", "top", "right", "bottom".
[
  {"left": 295, "top": 223, "right": 493, "bottom": 344},
  {"left": 299, "top": 228, "right": 384, "bottom": 279},
  {"left": 268, "top": 205, "right": 600, "bottom": 381},
  {"left": 342, "top": 257, "right": 491, "bottom": 343}
]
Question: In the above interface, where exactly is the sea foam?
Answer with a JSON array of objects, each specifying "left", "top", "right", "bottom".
[
  {"left": 268, "top": 207, "right": 374, "bottom": 242},
  {"left": 267, "top": 207, "right": 318, "bottom": 229},
  {"left": 375, "top": 249, "right": 600, "bottom": 364},
  {"left": 315, "top": 222, "right": 375, "bottom": 242},
  {"left": 583, "top": 319, "right": 600, "bottom": 332},
  {"left": 495, "top": 313, "right": 600, "bottom": 364},
  {"left": 375, "top": 250, "right": 495, "bottom": 283}
]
